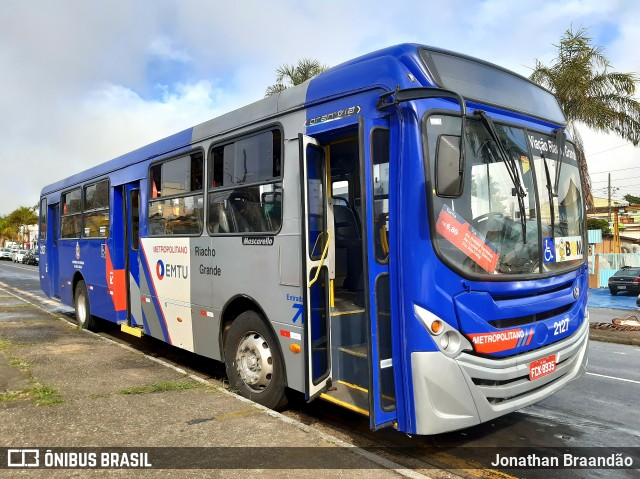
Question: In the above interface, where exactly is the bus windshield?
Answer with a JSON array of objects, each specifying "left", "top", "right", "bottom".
[{"left": 426, "top": 114, "right": 584, "bottom": 277}]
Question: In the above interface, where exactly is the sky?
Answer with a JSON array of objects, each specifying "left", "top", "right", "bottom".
[{"left": 1, "top": 0, "right": 639, "bottom": 216}]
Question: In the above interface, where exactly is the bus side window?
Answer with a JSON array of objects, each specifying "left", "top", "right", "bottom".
[
  {"left": 208, "top": 129, "right": 283, "bottom": 235},
  {"left": 148, "top": 152, "right": 204, "bottom": 236}
]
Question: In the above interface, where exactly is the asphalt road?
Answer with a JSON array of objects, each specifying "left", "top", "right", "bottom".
[{"left": 0, "top": 260, "right": 638, "bottom": 479}]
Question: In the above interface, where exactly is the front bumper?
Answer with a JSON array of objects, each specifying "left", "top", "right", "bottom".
[{"left": 411, "top": 313, "right": 589, "bottom": 435}]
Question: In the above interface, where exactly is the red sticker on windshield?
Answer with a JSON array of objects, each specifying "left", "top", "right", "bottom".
[{"left": 436, "top": 205, "right": 499, "bottom": 273}]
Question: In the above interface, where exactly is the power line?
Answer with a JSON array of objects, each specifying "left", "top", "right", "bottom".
[
  {"left": 592, "top": 174, "right": 640, "bottom": 184},
  {"left": 586, "top": 142, "right": 633, "bottom": 157},
  {"left": 590, "top": 165, "right": 640, "bottom": 175}
]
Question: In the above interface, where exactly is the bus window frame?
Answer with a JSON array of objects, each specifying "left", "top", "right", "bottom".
[
  {"left": 59, "top": 186, "right": 83, "bottom": 240},
  {"left": 39, "top": 197, "right": 47, "bottom": 241},
  {"left": 82, "top": 178, "right": 111, "bottom": 240},
  {"left": 206, "top": 125, "right": 284, "bottom": 237},
  {"left": 147, "top": 148, "right": 206, "bottom": 238}
]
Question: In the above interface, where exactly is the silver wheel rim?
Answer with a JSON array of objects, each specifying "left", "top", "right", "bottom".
[
  {"left": 76, "top": 291, "right": 86, "bottom": 326},
  {"left": 235, "top": 331, "right": 273, "bottom": 392}
]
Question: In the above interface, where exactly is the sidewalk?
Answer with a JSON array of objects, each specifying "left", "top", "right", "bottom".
[{"left": 0, "top": 286, "right": 431, "bottom": 478}]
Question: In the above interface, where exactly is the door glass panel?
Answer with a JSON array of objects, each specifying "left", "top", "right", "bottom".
[
  {"left": 371, "top": 129, "right": 390, "bottom": 262},
  {"left": 376, "top": 274, "right": 395, "bottom": 410},
  {"left": 307, "top": 145, "right": 327, "bottom": 259},
  {"left": 130, "top": 190, "right": 140, "bottom": 250},
  {"left": 310, "top": 267, "right": 330, "bottom": 385}
]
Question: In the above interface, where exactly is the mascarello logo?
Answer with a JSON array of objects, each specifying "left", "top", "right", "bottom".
[{"left": 156, "top": 260, "right": 165, "bottom": 280}]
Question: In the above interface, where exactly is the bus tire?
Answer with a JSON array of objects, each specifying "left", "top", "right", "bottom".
[
  {"left": 74, "top": 280, "right": 97, "bottom": 331},
  {"left": 224, "top": 310, "right": 288, "bottom": 410}
]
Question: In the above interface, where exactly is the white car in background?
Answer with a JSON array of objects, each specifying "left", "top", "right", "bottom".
[
  {"left": 12, "top": 249, "right": 27, "bottom": 263},
  {"left": 0, "top": 248, "right": 12, "bottom": 260}
]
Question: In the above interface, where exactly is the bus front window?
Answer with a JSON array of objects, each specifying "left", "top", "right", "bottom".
[{"left": 425, "top": 114, "right": 584, "bottom": 277}]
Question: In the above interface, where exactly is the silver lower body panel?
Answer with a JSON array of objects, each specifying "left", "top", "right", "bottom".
[{"left": 411, "top": 316, "right": 589, "bottom": 435}]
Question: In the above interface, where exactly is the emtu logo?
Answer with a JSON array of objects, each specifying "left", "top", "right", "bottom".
[{"left": 156, "top": 260, "right": 165, "bottom": 280}]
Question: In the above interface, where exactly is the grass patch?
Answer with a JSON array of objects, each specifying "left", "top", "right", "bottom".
[
  {"left": 30, "top": 384, "right": 64, "bottom": 406},
  {"left": 118, "top": 380, "right": 203, "bottom": 395},
  {"left": 9, "top": 357, "right": 29, "bottom": 369},
  {"left": 0, "top": 337, "right": 11, "bottom": 351},
  {"left": 0, "top": 391, "right": 23, "bottom": 402}
]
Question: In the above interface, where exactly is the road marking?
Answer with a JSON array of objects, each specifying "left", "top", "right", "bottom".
[
  {"left": 587, "top": 372, "right": 640, "bottom": 385},
  {"left": 2, "top": 263, "right": 39, "bottom": 273}
]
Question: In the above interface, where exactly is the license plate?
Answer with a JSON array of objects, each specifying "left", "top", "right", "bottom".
[
  {"left": 619, "top": 286, "right": 626, "bottom": 290},
  {"left": 529, "top": 354, "right": 556, "bottom": 381}
]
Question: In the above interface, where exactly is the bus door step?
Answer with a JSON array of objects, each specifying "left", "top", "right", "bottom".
[
  {"left": 320, "top": 380, "right": 369, "bottom": 417},
  {"left": 119, "top": 322, "right": 144, "bottom": 338}
]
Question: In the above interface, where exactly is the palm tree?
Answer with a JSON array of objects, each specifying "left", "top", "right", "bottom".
[
  {"left": 265, "top": 58, "right": 328, "bottom": 97},
  {"left": 529, "top": 27, "right": 640, "bottom": 209}
]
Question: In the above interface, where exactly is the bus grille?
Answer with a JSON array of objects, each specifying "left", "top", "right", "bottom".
[
  {"left": 487, "top": 304, "right": 573, "bottom": 329},
  {"left": 456, "top": 318, "right": 588, "bottom": 407}
]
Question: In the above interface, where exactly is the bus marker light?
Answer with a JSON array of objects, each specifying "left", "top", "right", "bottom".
[
  {"left": 200, "top": 310, "right": 214, "bottom": 318},
  {"left": 430, "top": 320, "right": 442, "bottom": 334},
  {"left": 177, "top": 317, "right": 183, "bottom": 323},
  {"left": 290, "top": 344, "right": 301, "bottom": 353}
]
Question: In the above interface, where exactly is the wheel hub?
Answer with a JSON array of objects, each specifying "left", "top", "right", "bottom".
[{"left": 235, "top": 332, "right": 273, "bottom": 392}]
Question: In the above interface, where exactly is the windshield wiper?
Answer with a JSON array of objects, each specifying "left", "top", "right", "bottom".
[
  {"left": 553, "top": 129, "right": 566, "bottom": 195},
  {"left": 542, "top": 154, "right": 556, "bottom": 238},
  {"left": 473, "top": 110, "right": 527, "bottom": 242}
]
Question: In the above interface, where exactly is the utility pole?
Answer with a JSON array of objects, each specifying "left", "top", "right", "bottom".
[{"left": 608, "top": 173, "right": 611, "bottom": 224}]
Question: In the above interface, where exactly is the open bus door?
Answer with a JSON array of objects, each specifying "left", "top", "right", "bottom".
[
  {"left": 49, "top": 203, "right": 60, "bottom": 299},
  {"left": 359, "top": 117, "right": 397, "bottom": 429},
  {"left": 299, "top": 134, "right": 334, "bottom": 399},
  {"left": 124, "top": 182, "right": 143, "bottom": 331}
]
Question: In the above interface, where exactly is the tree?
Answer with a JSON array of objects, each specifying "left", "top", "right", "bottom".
[
  {"left": 587, "top": 217, "right": 610, "bottom": 235},
  {"left": 1, "top": 226, "right": 18, "bottom": 243},
  {"left": 7, "top": 206, "right": 37, "bottom": 230},
  {"left": 623, "top": 194, "right": 640, "bottom": 205},
  {"left": 265, "top": 58, "right": 328, "bottom": 97},
  {"left": 529, "top": 27, "right": 640, "bottom": 210}
]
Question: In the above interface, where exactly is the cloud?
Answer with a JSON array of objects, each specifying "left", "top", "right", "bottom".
[
  {"left": 149, "top": 36, "right": 192, "bottom": 63},
  {"left": 1, "top": 0, "right": 639, "bottom": 215}
]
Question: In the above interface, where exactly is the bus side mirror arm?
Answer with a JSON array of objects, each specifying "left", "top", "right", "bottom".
[
  {"left": 377, "top": 87, "right": 467, "bottom": 197},
  {"left": 376, "top": 87, "right": 467, "bottom": 116}
]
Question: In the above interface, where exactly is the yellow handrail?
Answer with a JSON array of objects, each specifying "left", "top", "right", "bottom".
[{"left": 308, "top": 230, "right": 330, "bottom": 288}]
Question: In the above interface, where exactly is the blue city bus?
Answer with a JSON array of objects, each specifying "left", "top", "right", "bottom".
[{"left": 38, "top": 44, "right": 588, "bottom": 435}]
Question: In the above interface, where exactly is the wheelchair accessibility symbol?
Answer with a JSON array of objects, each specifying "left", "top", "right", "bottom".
[{"left": 543, "top": 237, "right": 556, "bottom": 263}]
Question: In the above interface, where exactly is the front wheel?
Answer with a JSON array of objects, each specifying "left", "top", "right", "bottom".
[
  {"left": 74, "top": 280, "right": 97, "bottom": 331},
  {"left": 224, "top": 311, "right": 288, "bottom": 410}
]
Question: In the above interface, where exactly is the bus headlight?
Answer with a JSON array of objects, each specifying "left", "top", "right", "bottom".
[{"left": 414, "top": 304, "right": 473, "bottom": 358}]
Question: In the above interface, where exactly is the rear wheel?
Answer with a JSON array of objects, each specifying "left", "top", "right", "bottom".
[
  {"left": 224, "top": 310, "right": 288, "bottom": 410},
  {"left": 74, "top": 280, "right": 97, "bottom": 331},
  {"left": 610, "top": 289, "right": 617, "bottom": 296}
]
